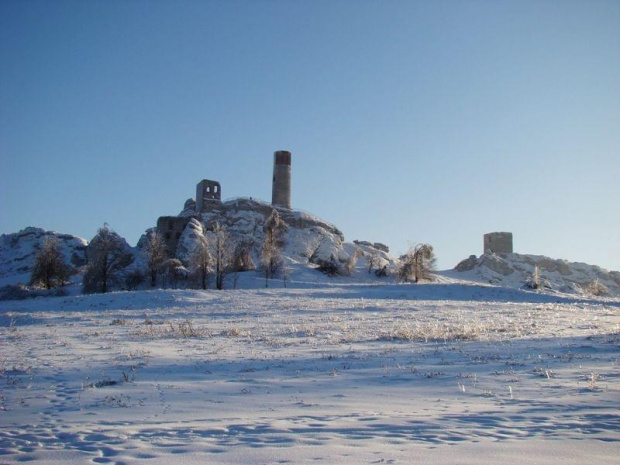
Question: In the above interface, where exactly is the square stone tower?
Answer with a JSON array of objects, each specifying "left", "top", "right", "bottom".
[
  {"left": 196, "top": 179, "right": 221, "bottom": 213},
  {"left": 484, "top": 232, "right": 513, "bottom": 254}
]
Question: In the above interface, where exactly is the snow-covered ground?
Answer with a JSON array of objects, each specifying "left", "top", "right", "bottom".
[{"left": 1, "top": 270, "right": 619, "bottom": 464}]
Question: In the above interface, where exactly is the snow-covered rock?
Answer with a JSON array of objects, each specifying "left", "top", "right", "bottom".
[
  {"left": 176, "top": 218, "right": 206, "bottom": 263},
  {"left": 452, "top": 252, "right": 620, "bottom": 296},
  {"left": 0, "top": 227, "right": 87, "bottom": 286},
  {"left": 176, "top": 198, "right": 368, "bottom": 272}
]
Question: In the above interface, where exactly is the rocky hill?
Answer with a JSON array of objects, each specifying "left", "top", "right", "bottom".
[
  {"left": 0, "top": 227, "right": 88, "bottom": 286},
  {"left": 170, "top": 197, "right": 395, "bottom": 275},
  {"left": 0, "top": 201, "right": 396, "bottom": 292},
  {"left": 451, "top": 252, "right": 620, "bottom": 296}
]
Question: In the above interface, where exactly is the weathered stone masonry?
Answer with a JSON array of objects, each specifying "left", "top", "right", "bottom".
[
  {"left": 484, "top": 232, "right": 513, "bottom": 254},
  {"left": 272, "top": 150, "right": 292, "bottom": 209}
]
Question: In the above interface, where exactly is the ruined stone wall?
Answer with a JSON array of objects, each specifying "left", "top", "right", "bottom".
[
  {"left": 483, "top": 232, "right": 513, "bottom": 254},
  {"left": 157, "top": 216, "right": 191, "bottom": 256}
]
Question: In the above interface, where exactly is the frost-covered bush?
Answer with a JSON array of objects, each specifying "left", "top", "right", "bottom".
[
  {"left": 30, "top": 237, "right": 71, "bottom": 289},
  {"left": 375, "top": 265, "right": 390, "bottom": 277},
  {"left": 524, "top": 266, "right": 550, "bottom": 290},
  {"left": 261, "top": 209, "right": 287, "bottom": 286},
  {"left": 398, "top": 244, "right": 436, "bottom": 283},
  {"left": 189, "top": 239, "right": 211, "bottom": 290},
  {"left": 143, "top": 231, "right": 168, "bottom": 287},
  {"left": 315, "top": 255, "right": 341, "bottom": 276},
  {"left": 83, "top": 225, "right": 134, "bottom": 294},
  {"left": 0, "top": 284, "right": 67, "bottom": 301},
  {"left": 342, "top": 248, "right": 362, "bottom": 276},
  {"left": 160, "top": 259, "right": 188, "bottom": 288},
  {"left": 232, "top": 241, "right": 255, "bottom": 272},
  {"left": 125, "top": 269, "right": 145, "bottom": 291},
  {"left": 586, "top": 279, "right": 608, "bottom": 296}
]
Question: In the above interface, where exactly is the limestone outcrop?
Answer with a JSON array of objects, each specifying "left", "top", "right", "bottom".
[
  {"left": 0, "top": 227, "right": 87, "bottom": 286},
  {"left": 158, "top": 197, "right": 395, "bottom": 275},
  {"left": 454, "top": 252, "right": 620, "bottom": 296}
]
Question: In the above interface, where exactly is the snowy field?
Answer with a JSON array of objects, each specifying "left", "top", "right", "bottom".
[{"left": 1, "top": 275, "right": 619, "bottom": 464}]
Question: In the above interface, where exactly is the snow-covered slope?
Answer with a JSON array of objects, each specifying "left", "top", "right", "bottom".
[
  {"left": 1, "top": 284, "right": 618, "bottom": 464},
  {"left": 0, "top": 227, "right": 87, "bottom": 286},
  {"left": 450, "top": 252, "right": 620, "bottom": 296}
]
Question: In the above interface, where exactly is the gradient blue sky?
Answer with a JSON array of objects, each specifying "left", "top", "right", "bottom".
[{"left": 1, "top": 0, "right": 619, "bottom": 271}]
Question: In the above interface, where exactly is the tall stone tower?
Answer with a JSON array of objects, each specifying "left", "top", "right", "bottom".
[{"left": 272, "top": 150, "right": 292, "bottom": 209}]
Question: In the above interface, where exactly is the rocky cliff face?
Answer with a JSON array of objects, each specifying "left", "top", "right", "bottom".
[
  {"left": 0, "top": 227, "right": 88, "bottom": 285},
  {"left": 454, "top": 252, "right": 620, "bottom": 296},
  {"left": 171, "top": 197, "right": 395, "bottom": 274}
]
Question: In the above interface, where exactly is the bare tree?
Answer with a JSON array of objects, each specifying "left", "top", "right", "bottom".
[
  {"left": 230, "top": 240, "right": 256, "bottom": 289},
  {"left": 587, "top": 279, "right": 608, "bottom": 296},
  {"left": 125, "top": 269, "right": 145, "bottom": 290},
  {"left": 83, "top": 224, "right": 133, "bottom": 294},
  {"left": 367, "top": 250, "right": 381, "bottom": 274},
  {"left": 281, "top": 260, "right": 290, "bottom": 288},
  {"left": 30, "top": 237, "right": 71, "bottom": 289},
  {"left": 189, "top": 237, "right": 211, "bottom": 290},
  {"left": 211, "top": 223, "right": 232, "bottom": 290},
  {"left": 160, "top": 258, "right": 187, "bottom": 288},
  {"left": 144, "top": 231, "right": 168, "bottom": 287},
  {"left": 343, "top": 248, "right": 362, "bottom": 276},
  {"left": 316, "top": 254, "right": 340, "bottom": 276},
  {"left": 261, "top": 209, "right": 287, "bottom": 287},
  {"left": 398, "top": 243, "right": 436, "bottom": 283},
  {"left": 232, "top": 241, "right": 255, "bottom": 272}
]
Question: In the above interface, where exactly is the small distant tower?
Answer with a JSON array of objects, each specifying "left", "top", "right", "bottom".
[
  {"left": 484, "top": 232, "right": 513, "bottom": 255},
  {"left": 272, "top": 150, "right": 291, "bottom": 209}
]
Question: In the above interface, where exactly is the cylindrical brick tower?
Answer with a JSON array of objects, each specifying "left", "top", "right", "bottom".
[{"left": 272, "top": 150, "right": 291, "bottom": 209}]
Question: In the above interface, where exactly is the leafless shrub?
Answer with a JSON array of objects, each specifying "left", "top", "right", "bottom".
[
  {"left": 210, "top": 223, "right": 233, "bottom": 290},
  {"left": 261, "top": 209, "right": 287, "bottom": 287},
  {"left": 233, "top": 241, "right": 255, "bottom": 272},
  {"left": 83, "top": 224, "right": 134, "bottom": 294},
  {"left": 315, "top": 255, "right": 341, "bottom": 276},
  {"left": 177, "top": 319, "right": 198, "bottom": 338},
  {"left": 159, "top": 258, "right": 187, "bottom": 288},
  {"left": 189, "top": 238, "right": 211, "bottom": 290},
  {"left": 30, "top": 237, "right": 71, "bottom": 289},
  {"left": 342, "top": 248, "right": 362, "bottom": 276},
  {"left": 398, "top": 243, "right": 436, "bottom": 283},
  {"left": 366, "top": 250, "right": 381, "bottom": 274},
  {"left": 143, "top": 231, "right": 168, "bottom": 287},
  {"left": 586, "top": 279, "right": 608, "bottom": 296},
  {"left": 125, "top": 269, "right": 145, "bottom": 290},
  {"left": 525, "top": 266, "right": 550, "bottom": 290}
]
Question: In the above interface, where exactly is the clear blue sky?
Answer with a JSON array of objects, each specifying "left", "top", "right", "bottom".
[{"left": 1, "top": 0, "right": 619, "bottom": 271}]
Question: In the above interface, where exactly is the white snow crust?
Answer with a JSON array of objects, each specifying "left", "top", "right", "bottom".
[{"left": 1, "top": 268, "right": 618, "bottom": 464}]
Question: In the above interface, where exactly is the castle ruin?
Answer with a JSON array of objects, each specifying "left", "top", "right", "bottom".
[
  {"left": 157, "top": 216, "right": 191, "bottom": 256},
  {"left": 484, "top": 232, "right": 513, "bottom": 254},
  {"left": 195, "top": 179, "right": 222, "bottom": 213},
  {"left": 156, "top": 150, "right": 293, "bottom": 254}
]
